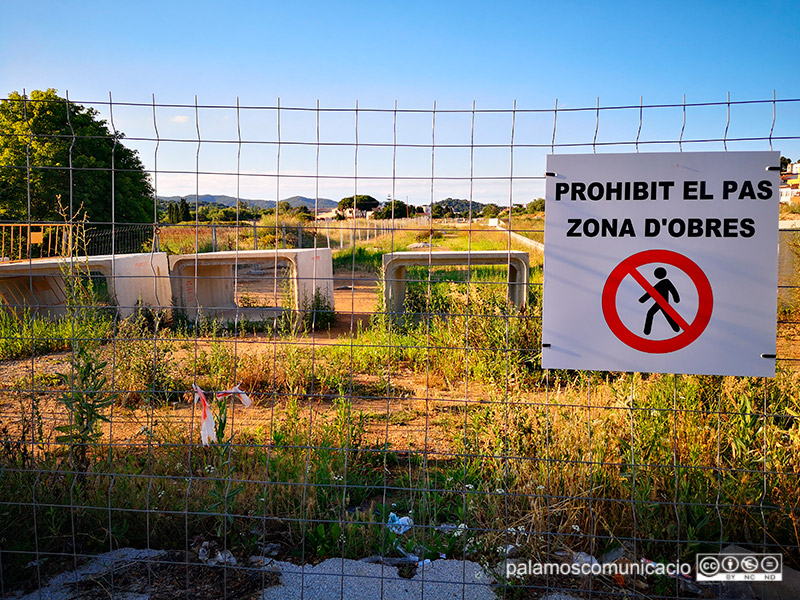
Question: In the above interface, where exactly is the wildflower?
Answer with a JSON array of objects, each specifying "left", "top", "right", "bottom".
[
  {"left": 193, "top": 384, "right": 215, "bottom": 446},
  {"left": 217, "top": 384, "right": 252, "bottom": 408},
  {"left": 333, "top": 474, "right": 343, "bottom": 481},
  {"left": 496, "top": 488, "right": 505, "bottom": 494},
  {"left": 572, "top": 524, "right": 580, "bottom": 532},
  {"left": 537, "top": 485, "right": 545, "bottom": 490},
  {"left": 465, "top": 483, "right": 474, "bottom": 490}
]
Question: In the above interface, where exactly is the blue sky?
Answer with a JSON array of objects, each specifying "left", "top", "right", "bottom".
[{"left": 1, "top": 0, "right": 797, "bottom": 203}]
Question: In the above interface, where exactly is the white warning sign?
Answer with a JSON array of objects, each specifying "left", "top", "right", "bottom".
[{"left": 541, "top": 151, "right": 780, "bottom": 377}]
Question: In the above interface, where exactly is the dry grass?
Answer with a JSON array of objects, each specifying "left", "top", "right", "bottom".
[{"left": 1, "top": 230, "right": 799, "bottom": 595}]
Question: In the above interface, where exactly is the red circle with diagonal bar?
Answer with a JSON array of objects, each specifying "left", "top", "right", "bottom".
[{"left": 602, "top": 249, "right": 713, "bottom": 354}]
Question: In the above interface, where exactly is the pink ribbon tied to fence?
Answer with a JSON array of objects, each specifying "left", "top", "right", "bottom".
[
  {"left": 216, "top": 384, "right": 253, "bottom": 408},
  {"left": 192, "top": 383, "right": 253, "bottom": 446},
  {"left": 192, "top": 384, "right": 217, "bottom": 446}
]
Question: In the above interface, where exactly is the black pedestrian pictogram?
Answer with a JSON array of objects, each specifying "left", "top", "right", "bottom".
[
  {"left": 639, "top": 267, "right": 680, "bottom": 335},
  {"left": 603, "top": 249, "right": 712, "bottom": 354}
]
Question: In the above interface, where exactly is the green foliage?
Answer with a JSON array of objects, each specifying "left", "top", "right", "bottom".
[
  {"left": 115, "top": 311, "right": 184, "bottom": 406},
  {"left": 482, "top": 203, "right": 500, "bottom": 218},
  {"left": 527, "top": 198, "right": 545, "bottom": 212},
  {"left": 179, "top": 197, "right": 191, "bottom": 221},
  {"left": 0, "top": 207, "right": 113, "bottom": 360},
  {"left": 1, "top": 366, "right": 798, "bottom": 584},
  {"left": 431, "top": 204, "right": 450, "bottom": 219},
  {"left": 55, "top": 343, "right": 114, "bottom": 470},
  {"left": 332, "top": 245, "right": 384, "bottom": 272},
  {"left": 392, "top": 265, "right": 543, "bottom": 386},
  {"left": 303, "top": 288, "right": 336, "bottom": 331},
  {"left": 202, "top": 395, "right": 245, "bottom": 540},
  {"left": 1, "top": 222, "right": 799, "bottom": 580},
  {"left": 0, "top": 89, "right": 153, "bottom": 222},
  {"left": 338, "top": 194, "right": 379, "bottom": 212},
  {"left": 292, "top": 205, "right": 313, "bottom": 222},
  {"left": 0, "top": 307, "right": 111, "bottom": 360},
  {"left": 433, "top": 198, "right": 485, "bottom": 218},
  {"left": 372, "top": 199, "right": 411, "bottom": 220},
  {"left": 51, "top": 210, "right": 116, "bottom": 468},
  {"left": 166, "top": 199, "right": 192, "bottom": 224},
  {"left": 195, "top": 202, "right": 261, "bottom": 223}
]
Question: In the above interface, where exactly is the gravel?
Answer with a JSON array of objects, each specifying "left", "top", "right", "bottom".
[
  {"left": 260, "top": 558, "right": 496, "bottom": 600},
  {"left": 13, "top": 550, "right": 498, "bottom": 600}
]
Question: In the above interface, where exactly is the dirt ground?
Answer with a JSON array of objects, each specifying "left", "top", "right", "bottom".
[
  {"left": 2, "top": 266, "right": 799, "bottom": 457},
  {"left": 325, "top": 270, "right": 380, "bottom": 338},
  {"left": 0, "top": 269, "right": 484, "bottom": 455}
]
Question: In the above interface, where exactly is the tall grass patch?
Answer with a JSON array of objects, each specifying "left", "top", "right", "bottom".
[{"left": 0, "top": 308, "right": 112, "bottom": 360}]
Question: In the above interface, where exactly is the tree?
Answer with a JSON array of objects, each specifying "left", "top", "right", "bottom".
[
  {"left": 482, "top": 203, "right": 500, "bottom": 218},
  {"left": 781, "top": 156, "right": 793, "bottom": 172},
  {"left": 338, "top": 195, "right": 379, "bottom": 213},
  {"left": 373, "top": 199, "right": 410, "bottom": 220},
  {"left": 0, "top": 89, "right": 153, "bottom": 223},
  {"left": 293, "top": 205, "right": 313, "bottom": 222},
  {"left": 179, "top": 197, "right": 191, "bottom": 222},
  {"left": 431, "top": 204, "right": 453, "bottom": 219},
  {"left": 527, "top": 198, "right": 545, "bottom": 213}
]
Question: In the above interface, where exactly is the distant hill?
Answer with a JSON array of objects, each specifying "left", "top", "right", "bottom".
[
  {"left": 434, "top": 197, "right": 486, "bottom": 215},
  {"left": 158, "top": 195, "right": 337, "bottom": 211},
  {"left": 281, "top": 196, "right": 338, "bottom": 210}
]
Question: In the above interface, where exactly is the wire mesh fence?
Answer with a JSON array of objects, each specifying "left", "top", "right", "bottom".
[{"left": 0, "top": 92, "right": 799, "bottom": 599}]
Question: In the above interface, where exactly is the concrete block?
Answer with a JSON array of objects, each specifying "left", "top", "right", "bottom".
[
  {"left": 382, "top": 250, "right": 530, "bottom": 317},
  {"left": 0, "top": 253, "right": 171, "bottom": 319},
  {"left": 168, "top": 248, "right": 334, "bottom": 323}
]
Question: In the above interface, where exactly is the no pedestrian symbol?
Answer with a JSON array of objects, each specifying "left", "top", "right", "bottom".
[{"left": 602, "top": 249, "right": 713, "bottom": 354}]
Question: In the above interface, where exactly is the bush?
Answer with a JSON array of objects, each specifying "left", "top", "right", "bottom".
[{"left": 115, "top": 310, "right": 184, "bottom": 406}]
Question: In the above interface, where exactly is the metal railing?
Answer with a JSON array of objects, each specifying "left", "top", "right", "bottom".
[{"left": 0, "top": 223, "right": 72, "bottom": 261}]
